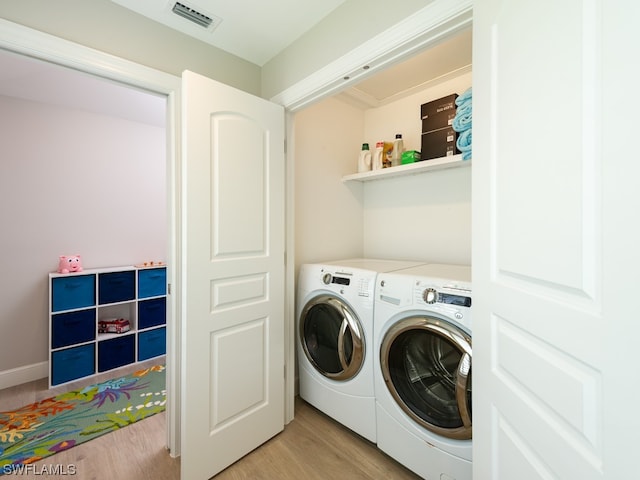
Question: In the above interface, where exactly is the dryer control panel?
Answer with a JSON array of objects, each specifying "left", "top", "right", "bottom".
[{"left": 323, "top": 272, "right": 350, "bottom": 285}]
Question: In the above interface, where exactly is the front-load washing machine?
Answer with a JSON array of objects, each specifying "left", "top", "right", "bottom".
[
  {"left": 373, "top": 264, "right": 472, "bottom": 479},
  {"left": 296, "top": 258, "right": 425, "bottom": 443}
]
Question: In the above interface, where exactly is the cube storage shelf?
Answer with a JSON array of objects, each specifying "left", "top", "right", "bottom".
[{"left": 49, "top": 265, "right": 167, "bottom": 387}]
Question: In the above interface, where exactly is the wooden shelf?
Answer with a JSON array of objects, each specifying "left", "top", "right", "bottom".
[{"left": 342, "top": 154, "right": 470, "bottom": 182}]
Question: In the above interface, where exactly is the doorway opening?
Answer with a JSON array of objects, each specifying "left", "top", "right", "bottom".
[{"left": 0, "top": 43, "right": 180, "bottom": 456}]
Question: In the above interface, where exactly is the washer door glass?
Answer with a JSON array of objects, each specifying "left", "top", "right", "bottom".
[
  {"left": 300, "top": 295, "right": 365, "bottom": 381},
  {"left": 381, "top": 316, "right": 472, "bottom": 440}
]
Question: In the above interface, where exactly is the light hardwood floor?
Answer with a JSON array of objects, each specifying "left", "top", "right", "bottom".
[{"left": 1, "top": 363, "right": 420, "bottom": 480}]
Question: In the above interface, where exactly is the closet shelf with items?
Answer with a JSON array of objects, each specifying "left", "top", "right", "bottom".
[
  {"left": 342, "top": 154, "right": 470, "bottom": 182},
  {"left": 344, "top": 87, "right": 472, "bottom": 183},
  {"left": 48, "top": 264, "right": 167, "bottom": 387}
]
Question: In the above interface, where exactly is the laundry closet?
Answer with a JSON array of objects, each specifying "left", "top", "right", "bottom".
[{"left": 293, "top": 28, "right": 472, "bottom": 269}]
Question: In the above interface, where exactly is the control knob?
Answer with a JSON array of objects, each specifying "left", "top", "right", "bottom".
[
  {"left": 423, "top": 288, "right": 438, "bottom": 304},
  {"left": 322, "top": 273, "right": 332, "bottom": 285}
]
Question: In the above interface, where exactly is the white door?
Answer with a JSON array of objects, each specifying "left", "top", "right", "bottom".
[
  {"left": 180, "top": 70, "right": 285, "bottom": 479},
  {"left": 473, "top": 1, "right": 640, "bottom": 479}
]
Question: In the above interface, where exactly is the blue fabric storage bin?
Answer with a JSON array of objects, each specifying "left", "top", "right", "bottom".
[
  {"left": 138, "top": 327, "right": 166, "bottom": 361},
  {"left": 51, "top": 275, "right": 95, "bottom": 312},
  {"left": 51, "top": 308, "right": 96, "bottom": 348},
  {"left": 98, "top": 335, "right": 135, "bottom": 372},
  {"left": 98, "top": 271, "right": 135, "bottom": 304},
  {"left": 138, "top": 268, "right": 166, "bottom": 298},
  {"left": 51, "top": 344, "right": 95, "bottom": 385},
  {"left": 138, "top": 298, "right": 166, "bottom": 329}
]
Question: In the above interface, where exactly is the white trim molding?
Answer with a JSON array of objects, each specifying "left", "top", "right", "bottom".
[
  {"left": 270, "top": 0, "right": 473, "bottom": 112},
  {"left": 0, "top": 18, "right": 179, "bottom": 94},
  {"left": 0, "top": 362, "right": 48, "bottom": 390}
]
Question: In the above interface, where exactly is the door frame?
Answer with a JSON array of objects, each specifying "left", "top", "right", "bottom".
[
  {"left": 278, "top": 0, "right": 472, "bottom": 419},
  {"left": 0, "top": 17, "right": 183, "bottom": 455}
]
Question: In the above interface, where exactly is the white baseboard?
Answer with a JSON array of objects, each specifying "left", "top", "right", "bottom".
[{"left": 0, "top": 361, "right": 48, "bottom": 390}]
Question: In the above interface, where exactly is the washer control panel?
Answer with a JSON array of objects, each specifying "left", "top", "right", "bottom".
[
  {"left": 414, "top": 280, "right": 472, "bottom": 328},
  {"left": 374, "top": 269, "right": 472, "bottom": 331},
  {"left": 415, "top": 278, "right": 471, "bottom": 306},
  {"left": 418, "top": 287, "right": 472, "bottom": 308}
]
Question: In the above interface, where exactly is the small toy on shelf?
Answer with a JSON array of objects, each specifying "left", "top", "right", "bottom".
[
  {"left": 98, "top": 318, "right": 131, "bottom": 334},
  {"left": 58, "top": 255, "right": 83, "bottom": 274},
  {"left": 135, "top": 261, "right": 166, "bottom": 268}
]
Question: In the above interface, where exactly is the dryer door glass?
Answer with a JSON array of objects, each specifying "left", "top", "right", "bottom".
[
  {"left": 381, "top": 316, "right": 472, "bottom": 440},
  {"left": 300, "top": 296, "right": 365, "bottom": 381}
]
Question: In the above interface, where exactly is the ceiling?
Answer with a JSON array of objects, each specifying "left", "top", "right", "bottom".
[
  {"left": 109, "top": 0, "right": 348, "bottom": 67},
  {"left": 0, "top": 48, "right": 166, "bottom": 127},
  {"left": 338, "top": 29, "right": 472, "bottom": 108},
  {"left": 107, "top": 0, "right": 472, "bottom": 105}
]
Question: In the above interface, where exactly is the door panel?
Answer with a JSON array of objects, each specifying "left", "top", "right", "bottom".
[
  {"left": 211, "top": 113, "right": 266, "bottom": 256},
  {"left": 181, "top": 70, "right": 285, "bottom": 480},
  {"left": 473, "top": 1, "right": 605, "bottom": 479},
  {"left": 493, "top": 0, "right": 595, "bottom": 291},
  {"left": 210, "top": 319, "right": 266, "bottom": 429}
]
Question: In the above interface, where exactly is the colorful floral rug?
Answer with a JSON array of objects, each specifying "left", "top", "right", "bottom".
[{"left": 0, "top": 364, "right": 165, "bottom": 473}]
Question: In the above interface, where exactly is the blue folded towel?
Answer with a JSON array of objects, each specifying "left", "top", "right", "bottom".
[
  {"left": 456, "top": 87, "right": 472, "bottom": 106},
  {"left": 456, "top": 128, "right": 472, "bottom": 152},
  {"left": 462, "top": 150, "right": 472, "bottom": 161},
  {"left": 455, "top": 101, "right": 472, "bottom": 117},
  {"left": 453, "top": 112, "right": 472, "bottom": 132}
]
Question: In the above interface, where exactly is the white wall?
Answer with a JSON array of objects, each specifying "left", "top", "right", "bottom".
[
  {"left": 362, "top": 168, "right": 471, "bottom": 264},
  {"left": 294, "top": 73, "right": 472, "bottom": 274},
  {"left": 362, "top": 72, "right": 472, "bottom": 264},
  {"left": 0, "top": 94, "right": 166, "bottom": 375},
  {"left": 293, "top": 96, "right": 365, "bottom": 271}
]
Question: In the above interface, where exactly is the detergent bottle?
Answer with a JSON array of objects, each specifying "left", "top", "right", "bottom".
[
  {"left": 391, "top": 134, "right": 404, "bottom": 166},
  {"left": 357, "top": 143, "right": 372, "bottom": 173},
  {"left": 373, "top": 141, "right": 385, "bottom": 170}
]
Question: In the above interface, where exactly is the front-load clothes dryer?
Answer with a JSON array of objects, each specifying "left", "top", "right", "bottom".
[
  {"left": 296, "top": 258, "right": 425, "bottom": 443},
  {"left": 373, "top": 264, "right": 472, "bottom": 479}
]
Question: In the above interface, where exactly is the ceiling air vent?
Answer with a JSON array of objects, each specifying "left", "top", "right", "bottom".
[{"left": 171, "top": 2, "right": 213, "bottom": 28}]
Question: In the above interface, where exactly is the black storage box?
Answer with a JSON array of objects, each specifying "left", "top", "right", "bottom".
[
  {"left": 422, "top": 111, "right": 457, "bottom": 134},
  {"left": 421, "top": 93, "right": 458, "bottom": 118},
  {"left": 421, "top": 126, "right": 459, "bottom": 161},
  {"left": 421, "top": 93, "right": 458, "bottom": 134}
]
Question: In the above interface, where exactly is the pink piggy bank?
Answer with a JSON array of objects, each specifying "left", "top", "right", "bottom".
[{"left": 58, "top": 255, "right": 83, "bottom": 274}]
